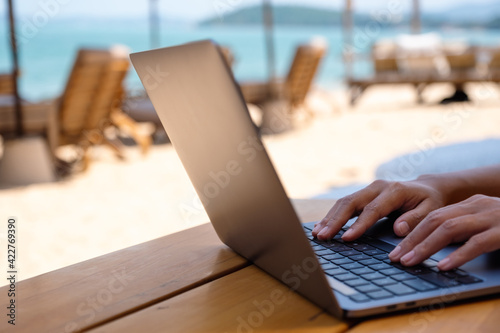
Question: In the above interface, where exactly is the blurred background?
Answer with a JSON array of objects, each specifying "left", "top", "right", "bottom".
[
  {"left": 1, "top": 0, "right": 500, "bottom": 100},
  {"left": 1, "top": 0, "right": 500, "bottom": 284}
]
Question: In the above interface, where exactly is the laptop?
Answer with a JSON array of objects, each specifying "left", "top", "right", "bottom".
[{"left": 130, "top": 40, "right": 500, "bottom": 318}]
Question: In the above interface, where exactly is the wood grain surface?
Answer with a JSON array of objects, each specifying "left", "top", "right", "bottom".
[{"left": 86, "top": 265, "right": 348, "bottom": 333}]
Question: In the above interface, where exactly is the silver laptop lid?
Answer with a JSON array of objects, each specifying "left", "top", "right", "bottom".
[{"left": 130, "top": 40, "right": 341, "bottom": 317}]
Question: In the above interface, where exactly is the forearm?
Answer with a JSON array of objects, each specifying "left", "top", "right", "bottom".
[{"left": 417, "top": 164, "right": 500, "bottom": 205}]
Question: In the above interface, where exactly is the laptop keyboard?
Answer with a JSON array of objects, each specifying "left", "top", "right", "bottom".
[{"left": 303, "top": 226, "right": 482, "bottom": 303}]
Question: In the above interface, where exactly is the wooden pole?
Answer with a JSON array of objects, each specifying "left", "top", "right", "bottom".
[
  {"left": 262, "top": 0, "right": 276, "bottom": 82},
  {"left": 7, "top": 0, "right": 23, "bottom": 137},
  {"left": 411, "top": 0, "right": 421, "bottom": 34},
  {"left": 342, "top": 0, "right": 353, "bottom": 80},
  {"left": 149, "top": 0, "right": 160, "bottom": 48}
]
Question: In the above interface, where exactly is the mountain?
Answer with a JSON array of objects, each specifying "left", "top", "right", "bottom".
[
  {"left": 433, "top": 2, "right": 500, "bottom": 23},
  {"left": 201, "top": 5, "right": 345, "bottom": 26},
  {"left": 199, "top": 4, "right": 500, "bottom": 30}
]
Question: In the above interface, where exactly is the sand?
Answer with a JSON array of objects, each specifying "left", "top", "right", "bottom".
[{"left": 1, "top": 82, "right": 500, "bottom": 285}]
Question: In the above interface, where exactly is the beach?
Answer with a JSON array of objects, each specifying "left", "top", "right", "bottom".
[{"left": 1, "top": 82, "right": 500, "bottom": 285}]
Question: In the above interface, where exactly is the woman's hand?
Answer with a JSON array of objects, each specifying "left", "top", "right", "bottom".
[
  {"left": 312, "top": 178, "right": 447, "bottom": 242},
  {"left": 389, "top": 194, "right": 500, "bottom": 270}
]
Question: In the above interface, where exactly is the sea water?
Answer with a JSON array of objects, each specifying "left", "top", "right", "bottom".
[{"left": 0, "top": 19, "right": 499, "bottom": 101}]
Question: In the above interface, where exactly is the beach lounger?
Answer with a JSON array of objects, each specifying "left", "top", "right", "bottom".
[
  {"left": 239, "top": 39, "right": 327, "bottom": 131},
  {"left": 488, "top": 49, "right": 500, "bottom": 79},
  {"left": 47, "top": 47, "right": 152, "bottom": 168},
  {"left": 240, "top": 40, "right": 327, "bottom": 106},
  {"left": 1, "top": 47, "right": 152, "bottom": 172},
  {"left": 347, "top": 35, "right": 500, "bottom": 105}
]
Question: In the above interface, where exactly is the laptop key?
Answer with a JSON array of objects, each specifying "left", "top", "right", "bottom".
[
  {"left": 322, "top": 244, "right": 352, "bottom": 252},
  {"left": 374, "top": 254, "right": 389, "bottom": 260},
  {"left": 403, "top": 278, "right": 438, "bottom": 291},
  {"left": 350, "top": 293, "right": 371, "bottom": 303},
  {"left": 368, "top": 263, "right": 392, "bottom": 271},
  {"left": 419, "top": 272, "right": 461, "bottom": 288},
  {"left": 358, "top": 258, "right": 381, "bottom": 266},
  {"left": 332, "top": 258, "right": 354, "bottom": 265},
  {"left": 345, "top": 278, "right": 370, "bottom": 287},
  {"left": 403, "top": 266, "right": 431, "bottom": 275},
  {"left": 326, "top": 267, "right": 349, "bottom": 276},
  {"left": 379, "top": 267, "right": 404, "bottom": 276},
  {"left": 421, "top": 259, "right": 439, "bottom": 268},
  {"left": 362, "top": 272, "right": 385, "bottom": 280},
  {"left": 351, "top": 267, "right": 375, "bottom": 275},
  {"left": 392, "top": 273, "right": 417, "bottom": 281},
  {"left": 324, "top": 267, "right": 342, "bottom": 276},
  {"left": 323, "top": 253, "right": 345, "bottom": 261},
  {"left": 347, "top": 243, "right": 376, "bottom": 252},
  {"left": 386, "top": 283, "right": 416, "bottom": 296},
  {"left": 321, "top": 262, "right": 340, "bottom": 270},
  {"left": 341, "top": 250, "right": 362, "bottom": 257},
  {"left": 313, "top": 239, "right": 333, "bottom": 246},
  {"left": 349, "top": 254, "right": 372, "bottom": 262},
  {"left": 316, "top": 249, "right": 334, "bottom": 256},
  {"left": 454, "top": 269, "right": 469, "bottom": 277},
  {"left": 318, "top": 258, "right": 329, "bottom": 265},
  {"left": 326, "top": 276, "right": 357, "bottom": 296},
  {"left": 356, "top": 284, "right": 381, "bottom": 293},
  {"left": 363, "top": 237, "right": 395, "bottom": 252},
  {"left": 335, "top": 273, "right": 359, "bottom": 281},
  {"left": 341, "top": 262, "right": 364, "bottom": 270},
  {"left": 331, "top": 245, "right": 353, "bottom": 252},
  {"left": 372, "top": 277, "right": 397, "bottom": 286},
  {"left": 363, "top": 249, "right": 386, "bottom": 256},
  {"left": 367, "top": 290, "right": 393, "bottom": 300}
]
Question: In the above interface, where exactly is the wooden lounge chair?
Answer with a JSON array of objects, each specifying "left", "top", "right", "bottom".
[
  {"left": 46, "top": 47, "right": 153, "bottom": 168},
  {"left": 285, "top": 42, "right": 328, "bottom": 109},
  {"left": 372, "top": 40, "right": 398, "bottom": 75},
  {"left": 1, "top": 48, "right": 152, "bottom": 173},
  {"left": 445, "top": 46, "right": 477, "bottom": 76},
  {"left": 488, "top": 49, "right": 500, "bottom": 79},
  {"left": 240, "top": 41, "right": 327, "bottom": 107},
  {"left": 347, "top": 36, "right": 500, "bottom": 105},
  {"left": 239, "top": 40, "right": 327, "bottom": 131}
]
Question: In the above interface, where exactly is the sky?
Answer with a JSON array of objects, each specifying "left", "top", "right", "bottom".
[{"left": 0, "top": 0, "right": 497, "bottom": 22}]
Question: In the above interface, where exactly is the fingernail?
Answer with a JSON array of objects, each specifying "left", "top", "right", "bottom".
[
  {"left": 317, "top": 228, "right": 328, "bottom": 238},
  {"left": 401, "top": 250, "right": 415, "bottom": 265},
  {"left": 397, "top": 221, "right": 410, "bottom": 236},
  {"left": 312, "top": 224, "right": 320, "bottom": 234},
  {"left": 389, "top": 245, "right": 401, "bottom": 260},
  {"left": 341, "top": 229, "right": 354, "bottom": 240},
  {"left": 438, "top": 258, "right": 452, "bottom": 271}
]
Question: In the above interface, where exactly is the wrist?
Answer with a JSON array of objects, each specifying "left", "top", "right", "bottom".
[{"left": 416, "top": 173, "right": 471, "bottom": 205}]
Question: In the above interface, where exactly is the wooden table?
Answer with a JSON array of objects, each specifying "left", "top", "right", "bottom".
[{"left": 2, "top": 199, "right": 499, "bottom": 333}]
